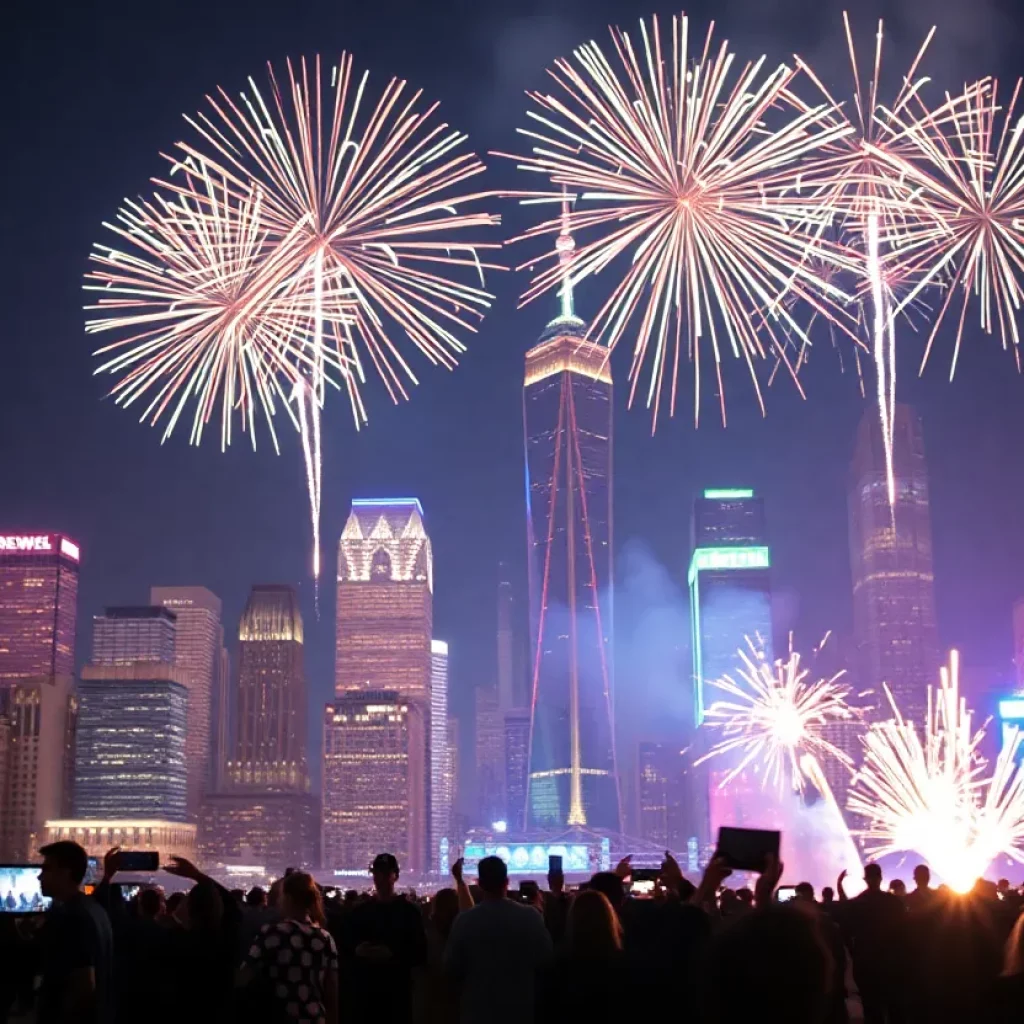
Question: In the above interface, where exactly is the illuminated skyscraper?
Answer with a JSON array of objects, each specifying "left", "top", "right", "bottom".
[
  {"left": 1014, "top": 599, "right": 1024, "bottom": 690},
  {"left": 202, "top": 586, "right": 316, "bottom": 872},
  {"left": 74, "top": 663, "right": 188, "bottom": 821},
  {"left": 523, "top": 201, "right": 620, "bottom": 832},
  {"left": 334, "top": 499, "right": 432, "bottom": 868},
  {"left": 443, "top": 716, "right": 459, "bottom": 842},
  {"left": 213, "top": 639, "right": 230, "bottom": 790},
  {"left": 497, "top": 565, "right": 516, "bottom": 712},
  {"left": 335, "top": 499, "right": 432, "bottom": 700},
  {"left": 849, "top": 404, "right": 939, "bottom": 724},
  {"left": 504, "top": 708, "right": 531, "bottom": 832},
  {"left": 0, "top": 533, "right": 80, "bottom": 681},
  {"left": 689, "top": 489, "right": 773, "bottom": 851},
  {"left": 92, "top": 606, "right": 177, "bottom": 665},
  {"left": 228, "top": 586, "right": 308, "bottom": 789},
  {"left": 0, "top": 533, "right": 80, "bottom": 860},
  {"left": 637, "top": 741, "right": 687, "bottom": 848},
  {"left": 152, "top": 587, "right": 223, "bottom": 817},
  {"left": 475, "top": 685, "right": 504, "bottom": 825},
  {"left": 430, "top": 640, "right": 450, "bottom": 867},
  {"left": 322, "top": 691, "right": 426, "bottom": 872},
  {"left": 2, "top": 675, "right": 76, "bottom": 860}
]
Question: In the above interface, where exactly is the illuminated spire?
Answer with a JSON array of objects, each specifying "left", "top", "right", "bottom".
[{"left": 555, "top": 188, "right": 576, "bottom": 321}]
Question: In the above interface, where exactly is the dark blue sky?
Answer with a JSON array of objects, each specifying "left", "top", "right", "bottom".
[{"left": 2, "top": 0, "right": 1022, "bottom": 783}]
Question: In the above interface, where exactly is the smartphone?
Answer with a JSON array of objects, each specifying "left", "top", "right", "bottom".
[
  {"left": 776, "top": 885, "right": 798, "bottom": 903},
  {"left": 631, "top": 868, "right": 660, "bottom": 883},
  {"left": 0, "top": 865, "right": 51, "bottom": 913},
  {"left": 715, "top": 827, "right": 781, "bottom": 872},
  {"left": 548, "top": 854, "right": 563, "bottom": 876},
  {"left": 631, "top": 879, "right": 656, "bottom": 896},
  {"left": 118, "top": 851, "right": 160, "bottom": 873}
]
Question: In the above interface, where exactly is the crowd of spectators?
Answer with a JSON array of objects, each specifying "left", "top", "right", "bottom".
[{"left": 4, "top": 839, "right": 1024, "bottom": 1024}]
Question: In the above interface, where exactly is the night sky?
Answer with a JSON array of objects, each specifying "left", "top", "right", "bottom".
[{"left": 3, "top": 0, "right": 1023, "bottom": 798}]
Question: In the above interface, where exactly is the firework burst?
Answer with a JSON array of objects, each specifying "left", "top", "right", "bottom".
[
  {"left": 86, "top": 163, "right": 353, "bottom": 450},
  {"left": 697, "top": 634, "right": 863, "bottom": 794},
  {"left": 792, "top": 14, "right": 969, "bottom": 506},
  {"left": 501, "top": 13, "right": 858, "bottom": 428},
  {"left": 849, "top": 651, "right": 1024, "bottom": 891},
  {"left": 871, "top": 79, "right": 1024, "bottom": 378},
  {"left": 86, "top": 54, "right": 501, "bottom": 578}
]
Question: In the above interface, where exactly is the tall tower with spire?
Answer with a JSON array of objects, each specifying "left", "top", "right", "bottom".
[{"left": 522, "top": 196, "right": 621, "bottom": 833}]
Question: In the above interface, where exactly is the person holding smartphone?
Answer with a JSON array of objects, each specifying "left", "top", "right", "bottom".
[{"left": 35, "top": 841, "right": 115, "bottom": 1024}]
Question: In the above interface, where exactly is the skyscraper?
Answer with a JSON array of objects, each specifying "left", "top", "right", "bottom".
[
  {"left": 92, "top": 606, "right": 177, "bottom": 665},
  {"left": 497, "top": 564, "right": 516, "bottom": 712},
  {"left": 523, "top": 202, "right": 620, "bottom": 833},
  {"left": 689, "top": 490, "right": 774, "bottom": 722},
  {"left": 503, "top": 708, "right": 531, "bottom": 832},
  {"left": 335, "top": 499, "right": 432, "bottom": 700},
  {"left": 229, "top": 586, "right": 308, "bottom": 790},
  {"left": 0, "top": 532, "right": 80, "bottom": 860},
  {"left": 443, "top": 715, "right": 459, "bottom": 843},
  {"left": 630, "top": 745, "right": 688, "bottom": 847},
  {"left": 201, "top": 586, "right": 317, "bottom": 872},
  {"left": 849, "top": 405, "right": 940, "bottom": 723},
  {"left": 1014, "top": 599, "right": 1024, "bottom": 690},
  {"left": 322, "top": 691, "right": 426, "bottom": 871},
  {"left": 475, "top": 685, "right": 504, "bottom": 825},
  {"left": 688, "top": 489, "right": 773, "bottom": 851},
  {"left": 430, "top": 640, "right": 450, "bottom": 867},
  {"left": 2, "top": 675, "right": 77, "bottom": 860},
  {"left": 334, "top": 499, "right": 432, "bottom": 868},
  {"left": 73, "top": 663, "right": 189, "bottom": 820},
  {"left": 0, "top": 533, "right": 79, "bottom": 681},
  {"left": 213, "top": 638, "right": 231, "bottom": 790},
  {"left": 152, "top": 587, "right": 222, "bottom": 817}
]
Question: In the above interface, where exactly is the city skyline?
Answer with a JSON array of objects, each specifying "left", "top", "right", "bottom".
[{"left": 5, "top": 0, "right": 1024, "bottom": 831}]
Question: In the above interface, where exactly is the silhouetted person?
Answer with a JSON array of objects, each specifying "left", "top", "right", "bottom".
[
  {"left": 36, "top": 840, "right": 115, "bottom": 1024},
  {"left": 704, "top": 905, "right": 833, "bottom": 1024},
  {"left": 889, "top": 879, "right": 907, "bottom": 903},
  {"left": 904, "top": 865, "right": 936, "bottom": 913},
  {"left": 240, "top": 871, "right": 338, "bottom": 1024},
  {"left": 246, "top": 886, "right": 267, "bottom": 908},
  {"left": 343, "top": 853, "right": 427, "bottom": 1024},
  {"left": 117, "top": 887, "right": 171, "bottom": 1023},
  {"left": 796, "top": 879, "right": 847, "bottom": 1023},
  {"left": 444, "top": 855, "right": 553, "bottom": 1024},
  {"left": 162, "top": 856, "right": 241, "bottom": 1023},
  {"left": 420, "top": 887, "right": 461, "bottom": 1024},
  {"left": 540, "top": 889, "right": 628, "bottom": 1024},
  {"left": 838, "top": 864, "right": 906, "bottom": 1024},
  {"left": 988, "top": 911, "right": 1024, "bottom": 1022}
]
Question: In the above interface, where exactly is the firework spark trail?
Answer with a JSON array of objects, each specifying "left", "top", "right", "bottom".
[
  {"left": 697, "top": 634, "right": 863, "bottom": 795},
  {"left": 87, "top": 54, "right": 501, "bottom": 580},
  {"left": 500, "top": 13, "right": 860, "bottom": 428},
  {"left": 791, "top": 13, "right": 967, "bottom": 507},
  {"left": 849, "top": 651, "right": 1024, "bottom": 891},
  {"left": 868, "top": 78, "right": 1024, "bottom": 377},
  {"left": 866, "top": 211, "right": 897, "bottom": 504}
]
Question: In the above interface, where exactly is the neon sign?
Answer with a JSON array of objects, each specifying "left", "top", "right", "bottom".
[
  {"left": 0, "top": 535, "right": 79, "bottom": 562},
  {"left": 0, "top": 535, "right": 53, "bottom": 552},
  {"left": 703, "top": 488, "right": 754, "bottom": 500},
  {"left": 688, "top": 545, "right": 770, "bottom": 584}
]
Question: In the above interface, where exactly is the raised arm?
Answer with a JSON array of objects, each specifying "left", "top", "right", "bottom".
[
  {"left": 451, "top": 857, "right": 474, "bottom": 912},
  {"left": 837, "top": 869, "right": 849, "bottom": 903}
]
